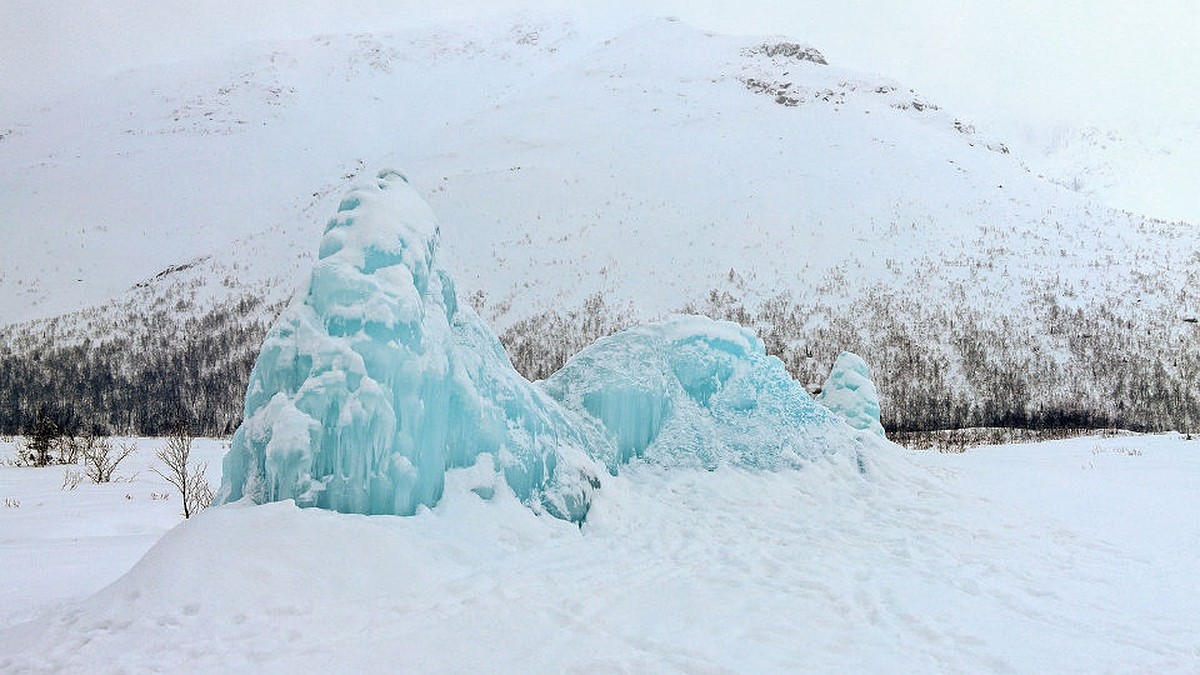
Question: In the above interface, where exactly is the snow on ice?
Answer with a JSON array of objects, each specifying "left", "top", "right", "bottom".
[
  {"left": 816, "top": 351, "right": 886, "bottom": 438},
  {"left": 218, "top": 170, "right": 602, "bottom": 522},
  {"left": 543, "top": 317, "right": 870, "bottom": 473},
  {"left": 218, "top": 171, "right": 871, "bottom": 522}
]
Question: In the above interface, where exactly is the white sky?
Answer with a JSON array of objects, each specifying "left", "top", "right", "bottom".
[{"left": 1, "top": 0, "right": 1197, "bottom": 127}]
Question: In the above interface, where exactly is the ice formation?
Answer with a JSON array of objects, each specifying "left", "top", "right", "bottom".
[
  {"left": 540, "top": 317, "right": 863, "bottom": 473},
  {"left": 816, "top": 351, "right": 886, "bottom": 438},
  {"left": 217, "top": 170, "right": 600, "bottom": 521},
  {"left": 219, "top": 170, "right": 868, "bottom": 522}
]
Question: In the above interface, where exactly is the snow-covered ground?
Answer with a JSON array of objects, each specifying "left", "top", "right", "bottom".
[
  {"left": 1, "top": 434, "right": 1196, "bottom": 673},
  {"left": 0, "top": 438, "right": 227, "bottom": 630}
]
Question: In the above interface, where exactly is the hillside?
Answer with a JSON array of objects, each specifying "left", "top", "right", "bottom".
[
  {"left": 1002, "top": 120, "right": 1200, "bottom": 226},
  {"left": 2, "top": 13, "right": 1197, "bottom": 435}
]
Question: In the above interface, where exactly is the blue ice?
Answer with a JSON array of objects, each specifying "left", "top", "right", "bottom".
[
  {"left": 218, "top": 170, "right": 864, "bottom": 522},
  {"left": 541, "top": 317, "right": 853, "bottom": 473},
  {"left": 816, "top": 352, "right": 886, "bottom": 438}
]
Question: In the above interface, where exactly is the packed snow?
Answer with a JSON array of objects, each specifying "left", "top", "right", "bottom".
[
  {"left": 0, "top": 438, "right": 227, "bottom": 630},
  {"left": 2, "top": 434, "right": 1198, "bottom": 672}
]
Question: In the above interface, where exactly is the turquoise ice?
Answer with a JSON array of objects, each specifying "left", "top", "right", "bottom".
[
  {"left": 542, "top": 317, "right": 857, "bottom": 473},
  {"left": 218, "top": 170, "right": 867, "bottom": 522},
  {"left": 218, "top": 170, "right": 600, "bottom": 521},
  {"left": 816, "top": 352, "right": 886, "bottom": 438}
]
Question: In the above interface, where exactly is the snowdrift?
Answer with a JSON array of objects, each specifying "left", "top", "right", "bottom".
[
  {"left": 218, "top": 171, "right": 869, "bottom": 522},
  {"left": 7, "top": 435, "right": 1198, "bottom": 673}
]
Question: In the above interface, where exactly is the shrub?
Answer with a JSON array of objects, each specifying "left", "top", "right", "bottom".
[
  {"left": 82, "top": 437, "right": 137, "bottom": 484},
  {"left": 152, "top": 432, "right": 213, "bottom": 518}
]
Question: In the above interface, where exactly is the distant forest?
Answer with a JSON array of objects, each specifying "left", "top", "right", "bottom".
[
  {"left": 0, "top": 294, "right": 280, "bottom": 437},
  {"left": 1, "top": 284, "right": 1197, "bottom": 438},
  {"left": 502, "top": 289, "right": 1199, "bottom": 434}
]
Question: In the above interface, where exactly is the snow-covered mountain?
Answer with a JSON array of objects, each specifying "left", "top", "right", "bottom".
[
  {"left": 1001, "top": 121, "right": 1200, "bottom": 226},
  {"left": 2, "top": 13, "right": 1197, "bottom": 434}
]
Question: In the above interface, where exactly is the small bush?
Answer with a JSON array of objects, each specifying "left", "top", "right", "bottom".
[
  {"left": 61, "top": 468, "right": 84, "bottom": 490},
  {"left": 83, "top": 438, "right": 137, "bottom": 484},
  {"left": 5, "top": 438, "right": 32, "bottom": 467},
  {"left": 152, "top": 432, "right": 213, "bottom": 518},
  {"left": 27, "top": 414, "right": 62, "bottom": 467},
  {"left": 56, "top": 435, "right": 86, "bottom": 465}
]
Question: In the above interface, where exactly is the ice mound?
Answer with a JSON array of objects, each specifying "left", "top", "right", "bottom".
[
  {"left": 219, "top": 170, "right": 871, "bottom": 523},
  {"left": 217, "top": 170, "right": 600, "bottom": 521},
  {"left": 817, "top": 351, "right": 886, "bottom": 438},
  {"left": 540, "top": 316, "right": 864, "bottom": 473}
]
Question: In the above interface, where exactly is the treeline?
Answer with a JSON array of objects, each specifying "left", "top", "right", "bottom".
[
  {"left": 0, "top": 294, "right": 283, "bottom": 436},
  {"left": 501, "top": 287, "right": 1199, "bottom": 435},
  {"left": 2, "top": 283, "right": 1196, "bottom": 437},
  {"left": 499, "top": 293, "right": 634, "bottom": 382}
]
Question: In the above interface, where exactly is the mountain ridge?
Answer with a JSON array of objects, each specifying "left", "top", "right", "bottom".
[{"left": 2, "top": 13, "right": 1196, "bottom": 435}]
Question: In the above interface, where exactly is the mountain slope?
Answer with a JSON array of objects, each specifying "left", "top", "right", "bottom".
[
  {"left": 1000, "top": 120, "right": 1200, "bottom": 225},
  {"left": 1, "top": 13, "right": 1197, "bottom": 434}
]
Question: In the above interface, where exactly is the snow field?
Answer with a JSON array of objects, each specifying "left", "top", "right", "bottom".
[
  {"left": 2, "top": 434, "right": 1198, "bottom": 673},
  {"left": 6, "top": 12, "right": 1196, "bottom": 336},
  {"left": 0, "top": 438, "right": 226, "bottom": 630}
]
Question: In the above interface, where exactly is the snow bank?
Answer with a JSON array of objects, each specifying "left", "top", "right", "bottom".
[
  {"left": 218, "top": 170, "right": 600, "bottom": 521},
  {"left": 817, "top": 351, "right": 886, "bottom": 438},
  {"left": 541, "top": 316, "right": 866, "bottom": 473}
]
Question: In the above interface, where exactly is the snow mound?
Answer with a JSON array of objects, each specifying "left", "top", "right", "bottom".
[
  {"left": 817, "top": 351, "right": 886, "bottom": 438},
  {"left": 218, "top": 170, "right": 601, "bottom": 522},
  {"left": 541, "top": 316, "right": 867, "bottom": 473}
]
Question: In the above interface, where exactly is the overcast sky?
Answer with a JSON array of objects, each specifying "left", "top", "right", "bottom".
[{"left": 2, "top": 0, "right": 1196, "bottom": 128}]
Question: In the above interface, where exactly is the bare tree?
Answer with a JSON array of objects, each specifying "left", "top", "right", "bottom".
[
  {"left": 57, "top": 435, "right": 85, "bottom": 465},
  {"left": 82, "top": 437, "right": 137, "bottom": 484},
  {"left": 152, "top": 431, "right": 213, "bottom": 518},
  {"left": 61, "top": 467, "right": 83, "bottom": 490}
]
